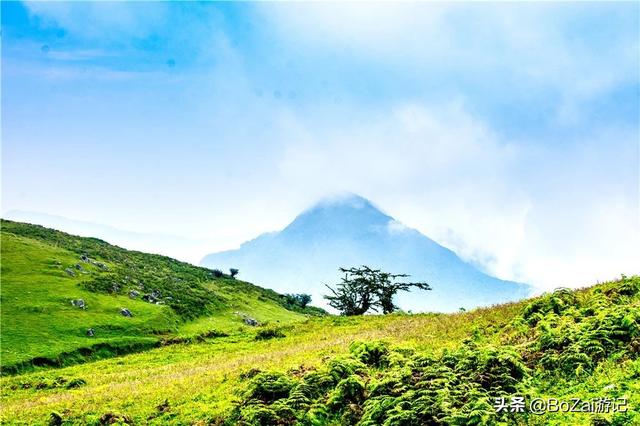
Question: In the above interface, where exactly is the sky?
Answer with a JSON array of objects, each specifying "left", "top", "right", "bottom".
[{"left": 1, "top": 1, "right": 639, "bottom": 290}]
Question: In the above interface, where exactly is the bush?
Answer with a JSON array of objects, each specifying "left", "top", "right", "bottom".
[
  {"left": 349, "top": 341, "right": 389, "bottom": 368},
  {"left": 255, "top": 327, "right": 286, "bottom": 341},
  {"left": 282, "top": 293, "right": 312, "bottom": 309},
  {"left": 244, "top": 372, "right": 295, "bottom": 403}
]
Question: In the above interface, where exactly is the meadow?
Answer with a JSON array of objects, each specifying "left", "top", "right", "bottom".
[{"left": 0, "top": 220, "right": 638, "bottom": 425}]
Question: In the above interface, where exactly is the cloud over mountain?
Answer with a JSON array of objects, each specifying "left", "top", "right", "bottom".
[{"left": 202, "top": 194, "right": 531, "bottom": 312}]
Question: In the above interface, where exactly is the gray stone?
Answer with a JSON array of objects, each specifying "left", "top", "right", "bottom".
[
  {"left": 142, "top": 290, "right": 162, "bottom": 303},
  {"left": 243, "top": 317, "right": 259, "bottom": 326},
  {"left": 71, "top": 299, "right": 86, "bottom": 309},
  {"left": 120, "top": 308, "right": 133, "bottom": 317},
  {"left": 129, "top": 290, "right": 140, "bottom": 298},
  {"left": 142, "top": 294, "right": 156, "bottom": 303},
  {"left": 65, "top": 268, "right": 75, "bottom": 277},
  {"left": 87, "top": 328, "right": 95, "bottom": 337},
  {"left": 80, "top": 254, "right": 90, "bottom": 263}
]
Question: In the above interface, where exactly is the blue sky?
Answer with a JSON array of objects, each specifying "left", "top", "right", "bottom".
[{"left": 2, "top": 1, "right": 639, "bottom": 289}]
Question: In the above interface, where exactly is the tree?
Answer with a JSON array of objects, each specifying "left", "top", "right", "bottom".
[
  {"left": 324, "top": 266, "right": 431, "bottom": 316},
  {"left": 283, "top": 293, "right": 312, "bottom": 309},
  {"left": 229, "top": 268, "right": 239, "bottom": 278},
  {"left": 324, "top": 267, "right": 378, "bottom": 315},
  {"left": 374, "top": 271, "right": 431, "bottom": 314},
  {"left": 295, "top": 293, "right": 312, "bottom": 308}
]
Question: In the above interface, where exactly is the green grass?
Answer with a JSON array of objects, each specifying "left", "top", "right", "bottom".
[
  {"left": 227, "top": 277, "right": 640, "bottom": 425},
  {"left": 0, "top": 220, "right": 317, "bottom": 374},
  {"left": 0, "top": 233, "right": 177, "bottom": 367},
  {"left": 0, "top": 308, "right": 514, "bottom": 424},
  {"left": 0, "top": 220, "right": 638, "bottom": 425}
]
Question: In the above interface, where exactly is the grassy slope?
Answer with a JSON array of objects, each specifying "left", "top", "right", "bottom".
[
  {"left": 1, "top": 279, "right": 637, "bottom": 425},
  {"left": 228, "top": 277, "right": 640, "bottom": 426},
  {"left": 0, "top": 220, "right": 313, "bottom": 372},
  {"left": 0, "top": 306, "right": 519, "bottom": 424},
  {"left": 0, "top": 220, "right": 637, "bottom": 425},
  {"left": 1, "top": 233, "right": 176, "bottom": 366}
]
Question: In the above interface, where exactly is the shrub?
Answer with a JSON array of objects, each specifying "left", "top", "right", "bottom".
[
  {"left": 255, "top": 327, "right": 286, "bottom": 341},
  {"left": 65, "top": 378, "right": 87, "bottom": 389},
  {"left": 349, "top": 341, "right": 389, "bottom": 368},
  {"left": 244, "top": 372, "right": 295, "bottom": 404}
]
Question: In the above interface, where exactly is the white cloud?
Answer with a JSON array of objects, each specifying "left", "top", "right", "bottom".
[
  {"left": 270, "top": 99, "right": 639, "bottom": 290},
  {"left": 6, "top": 2, "right": 638, "bottom": 292},
  {"left": 260, "top": 3, "right": 638, "bottom": 121}
]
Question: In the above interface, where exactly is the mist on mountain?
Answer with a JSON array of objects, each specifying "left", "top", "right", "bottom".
[{"left": 202, "top": 194, "right": 531, "bottom": 312}]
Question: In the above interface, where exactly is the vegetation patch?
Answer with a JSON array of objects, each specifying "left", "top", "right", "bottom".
[
  {"left": 2, "top": 339, "right": 159, "bottom": 376},
  {"left": 255, "top": 327, "right": 287, "bottom": 341},
  {"left": 230, "top": 276, "right": 640, "bottom": 425}
]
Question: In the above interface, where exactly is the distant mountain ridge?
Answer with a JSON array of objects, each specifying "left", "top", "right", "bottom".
[
  {"left": 2, "top": 210, "right": 213, "bottom": 264},
  {"left": 201, "top": 194, "right": 531, "bottom": 312}
]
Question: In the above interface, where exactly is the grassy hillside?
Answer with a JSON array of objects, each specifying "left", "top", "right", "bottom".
[
  {"left": 0, "top": 276, "right": 637, "bottom": 425},
  {"left": 0, "top": 220, "right": 322, "bottom": 373},
  {"left": 229, "top": 277, "right": 640, "bottom": 425},
  {"left": 0, "top": 220, "right": 638, "bottom": 425}
]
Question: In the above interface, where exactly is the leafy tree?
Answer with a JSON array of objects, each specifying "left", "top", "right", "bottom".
[
  {"left": 324, "top": 266, "right": 431, "bottom": 315},
  {"left": 229, "top": 268, "right": 239, "bottom": 278},
  {"left": 374, "top": 271, "right": 431, "bottom": 314},
  {"left": 284, "top": 293, "right": 312, "bottom": 309},
  {"left": 297, "top": 294, "right": 312, "bottom": 308},
  {"left": 324, "top": 267, "right": 378, "bottom": 315}
]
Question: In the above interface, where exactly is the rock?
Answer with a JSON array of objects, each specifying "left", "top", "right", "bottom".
[
  {"left": 142, "top": 294, "right": 157, "bottom": 303},
  {"left": 142, "top": 290, "right": 162, "bottom": 303},
  {"left": 120, "top": 308, "right": 133, "bottom": 317},
  {"left": 95, "top": 262, "right": 108, "bottom": 271},
  {"left": 71, "top": 299, "right": 86, "bottom": 309},
  {"left": 111, "top": 283, "right": 120, "bottom": 293},
  {"left": 243, "top": 317, "right": 259, "bottom": 326},
  {"left": 129, "top": 290, "right": 139, "bottom": 298},
  {"left": 64, "top": 268, "right": 76, "bottom": 277},
  {"left": 80, "top": 254, "right": 90, "bottom": 263},
  {"left": 87, "top": 328, "right": 95, "bottom": 337}
]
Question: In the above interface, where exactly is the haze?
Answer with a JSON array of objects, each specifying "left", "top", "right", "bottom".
[{"left": 2, "top": 2, "right": 638, "bottom": 291}]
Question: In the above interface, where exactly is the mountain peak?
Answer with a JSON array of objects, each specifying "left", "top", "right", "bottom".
[
  {"left": 201, "top": 194, "right": 530, "bottom": 313},
  {"left": 312, "top": 192, "right": 375, "bottom": 209},
  {"left": 283, "top": 194, "right": 392, "bottom": 237}
]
